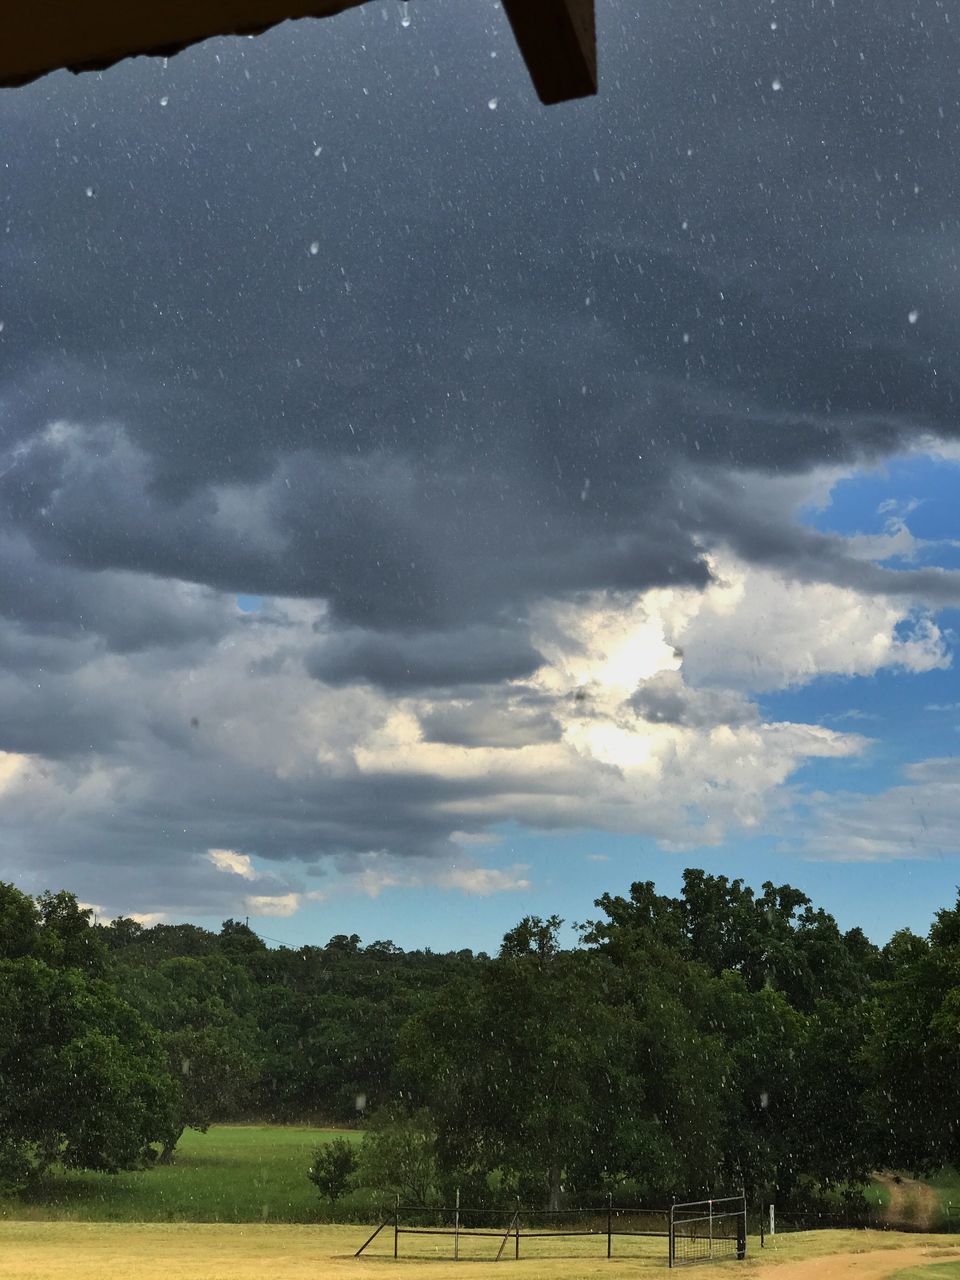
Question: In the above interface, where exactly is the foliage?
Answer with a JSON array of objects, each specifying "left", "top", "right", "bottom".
[
  {"left": 308, "top": 1137, "right": 359, "bottom": 1203},
  {"left": 4, "top": 868, "right": 960, "bottom": 1214},
  {"left": 0, "top": 952, "right": 176, "bottom": 1192},
  {"left": 355, "top": 1107, "right": 438, "bottom": 1207}
]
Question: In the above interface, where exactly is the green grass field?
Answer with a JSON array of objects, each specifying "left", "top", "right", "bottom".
[
  {"left": 3, "top": 1125, "right": 367, "bottom": 1224},
  {"left": 890, "top": 1267, "right": 960, "bottom": 1280},
  {"left": 927, "top": 1171, "right": 960, "bottom": 1231}
]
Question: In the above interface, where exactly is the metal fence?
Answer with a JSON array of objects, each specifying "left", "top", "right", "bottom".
[
  {"left": 669, "top": 1194, "right": 747, "bottom": 1267},
  {"left": 355, "top": 1194, "right": 671, "bottom": 1261},
  {"left": 356, "top": 1192, "right": 747, "bottom": 1264}
]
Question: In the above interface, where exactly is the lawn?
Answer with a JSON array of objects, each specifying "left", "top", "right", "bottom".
[
  {"left": 3, "top": 1125, "right": 368, "bottom": 1224},
  {"left": 927, "top": 1171, "right": 960, "bottom": 1231},
  {"left": 2, "top": 1223, "right": 959, "bottom": 1280},
  {"left": 890, "top": 1267, "right": 960, "bottom": 1280}
]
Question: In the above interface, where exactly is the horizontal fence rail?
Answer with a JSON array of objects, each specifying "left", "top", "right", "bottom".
[{"left": 356, "top": 1193, "right": 748, "bottom": 1264}]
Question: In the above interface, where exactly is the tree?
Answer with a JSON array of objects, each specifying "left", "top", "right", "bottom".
[
  {"left": 355, "top": 1107, "right": 438, "bottom": 1207},
  {"left": 0, "top": 955, "right": 177, "bottom": 1191},
  {"left": 116, "top": 953, "right": 260, "bottom": 1160},
  {"left": 400, "top": 938, "right": 637, "bottom": 1210},
  {"left": 308, "top": 1137, "right": 358, "bottom": 1203}
]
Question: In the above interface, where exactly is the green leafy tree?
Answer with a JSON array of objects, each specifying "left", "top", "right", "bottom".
[
  {"left": 400, "top": 928, "right": 640, "bottom": 1210},
  {"left": 356, "top": 1106, "right": 438, "bottom": 1206},
  {"left": 116, "top": 953, "right": 260, "bottom": 1160},
  {"left": 308, "top": 1137, "right": 359, "bottom": 1203},
  {"left": 0, "top": 955, "right": 176, "bottom": 1191}
]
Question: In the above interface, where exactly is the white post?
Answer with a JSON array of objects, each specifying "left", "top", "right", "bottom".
[
  {"left": 454, "top": 1186, "right": 460, "bottom": 1261},
  {"left": 769, "top": 1204, "right": 775, "bottom": 1237},
  {"left": 709, "top": 1199, "right": 714, "bottom": 1259}
]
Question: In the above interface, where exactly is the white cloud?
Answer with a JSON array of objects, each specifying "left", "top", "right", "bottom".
[
  {"left": 127, "top": 911, "right": 167, "bottom": 926},
  {"left": 667, "top": 556, "right": 949, "bottom": 692},
  {"left": 796, "top": 757, "right": 960, "bottom": 862},
  {"left": 207, "top": 848, "right": 257, "bottom": 879},
  {"left": 334, "top": 854, "right": 531, "bottom": 900},
  {"left": 244, "top": 892, "right": 301, "bottom": 917},
  {"left": 436, "top": 864, "right": 531, "bottom": 895}
]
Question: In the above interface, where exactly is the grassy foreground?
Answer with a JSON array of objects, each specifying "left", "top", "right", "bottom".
[
  {"left": 4, "top": 1126, "right": 363, "bottom": 1224},
  {"left": 890, "top": 1266, "right": 960, "bottom": 1280},
  {"left": 3, "top": 1224, "right": 960, "bottom": 1280}
]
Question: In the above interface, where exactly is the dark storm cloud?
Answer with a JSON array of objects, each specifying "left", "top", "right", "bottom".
[
  {"left": 2, "top": 0, "right": 960, "bottom": 913},
  {"left": 2, "top": 0, "right": 959, "bottom": 639},
  {"left": 305, "top": 623, "right": 544, "bottom": 688}
]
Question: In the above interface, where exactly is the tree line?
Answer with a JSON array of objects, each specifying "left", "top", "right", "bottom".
[{"left": 2, "top": 870, "right": 959, "bottom": 1210}]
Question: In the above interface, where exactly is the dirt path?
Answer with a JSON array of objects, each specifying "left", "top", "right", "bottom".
[
  {"left": 875, "top": 1174, "right": 941, "bottom": 1231},
  {"left": 751, "top": 1244, "right": 960, "bottom": 1280}
]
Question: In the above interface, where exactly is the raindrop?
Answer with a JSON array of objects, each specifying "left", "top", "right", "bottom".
[
  {"left": 771, "top": 77, "right": 783, "bottom": 91},
  {"left": 85, "top": 186, "right": 95, "bottom": 198},
  {"left": 0, "top": 321, "right": 5, "bottom": 333},
  {"left": 488, "top": 97, "right": 498, "bottom": 110},
  {"left": 770, "top": 20, "right": 778, "bottom": 30},
  {"left": 159, "top": 95, "right": 169, "bottom": 107},
  {"left": 309, "top": 241, "right": 320, "bottom": 256},
  {"left": 908, "top": 310, "right": 919, "bottom": 325},
  {"left": 398, "top": 0, "right": 411, "bottom": 27},
  {"left": 313, "top": 144, "right": 323, "bottom": 156}
]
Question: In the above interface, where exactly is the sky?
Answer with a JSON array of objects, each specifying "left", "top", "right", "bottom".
[{"left": 2, "top": 0, "right": 960, "bottom": 953}]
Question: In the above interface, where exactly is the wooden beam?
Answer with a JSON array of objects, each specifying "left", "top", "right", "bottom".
[
  {"left": 501, "top": 0, "right": 597, "bottom": 105},
  {"left": 0, "top": 0, "right": 597, "bottom": 104}
]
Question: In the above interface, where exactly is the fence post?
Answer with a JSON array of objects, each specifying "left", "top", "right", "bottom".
[
  {"left": 737, "top": 1190, "right": 746, "bottom": 1261},
  {"left": 455, "top": 1186, "right": 460, "bottom": 1262},
  {"left": 607, "top": 1191, "right": 612, "bottom": 1259},
  {"left": 709, "top": 1199, "right": 714, "bottom": 1260},
  {"left": 394, "top": 1192, "right": 399, "bottom": 1260},
  {"left": 769, "top": 1204, "right": 775, "bottom": 1237},
  {"left": 516, "top": 1197, "right": 521, "bottom": 1259},
  {"left": 669, "top": 1200, "right": 675, "bottom": 1268}
]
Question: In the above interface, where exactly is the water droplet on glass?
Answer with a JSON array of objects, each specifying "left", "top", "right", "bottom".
[
  {"left": 488, "top": 97, "right": 498, "bottom": 110},
  {"left": 908, "top": 310, "right": 919, "bottom": 325},
  {"left": 309, "top": 241, "right": 320, "bottom": 256}
]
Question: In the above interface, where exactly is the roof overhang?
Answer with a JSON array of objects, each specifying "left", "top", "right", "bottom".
[{"left": 0, "top": 0, "right": 597, "bottom": 105}]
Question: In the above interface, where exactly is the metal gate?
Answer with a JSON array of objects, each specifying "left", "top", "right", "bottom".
[{"left": 669, "top": 1193, "right": 747, "bottom": 1267}]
